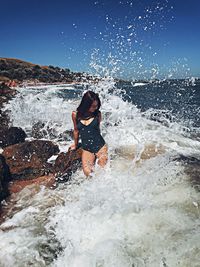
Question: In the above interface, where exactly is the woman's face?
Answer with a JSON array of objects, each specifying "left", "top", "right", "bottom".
[{"left": 88, "top": 100, "right": 98, "bottom": 113}]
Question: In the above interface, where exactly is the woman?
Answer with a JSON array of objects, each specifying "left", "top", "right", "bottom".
[{"left": 70, "top": 91, "right": 108, "bottom": 177}]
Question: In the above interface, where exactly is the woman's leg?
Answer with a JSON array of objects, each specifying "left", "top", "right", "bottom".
[
  {"left": 82, "top": 149, "right": 96, "bottom": 177},
  {"left": 95, "top": 145, "right": 108, "bottom": 167}
]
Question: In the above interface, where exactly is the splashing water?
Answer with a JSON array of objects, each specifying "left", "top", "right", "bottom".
[
  {"left": 1, "top": 78, "right": 200, "bottom": 267},
  {"left": 60, "top": 0, "right": 188, "bottom": 80},
  {"left": 1, "top": 1, "right": 200, "bottom": 266}
]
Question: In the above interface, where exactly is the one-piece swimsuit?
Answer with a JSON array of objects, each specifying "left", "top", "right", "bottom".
[{"left": 76, "top": 113, "right": 105, "bottom": 153}]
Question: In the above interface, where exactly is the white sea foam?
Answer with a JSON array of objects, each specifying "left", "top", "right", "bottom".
[
  {"left": 131, "top": 82, "right": 148, "bottom": 87},
  {"left": 0, "top": 80, "right": 200, "bottom": 267}
]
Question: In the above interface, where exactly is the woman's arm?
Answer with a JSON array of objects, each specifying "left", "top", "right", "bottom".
[{"left": 72, "top": 111, "right": 79, "bottom": 149}]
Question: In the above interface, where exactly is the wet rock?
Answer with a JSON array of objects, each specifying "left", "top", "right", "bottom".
[
  {"left": 0, "top": 111, "right": 10, "bottom": 128},
  {"left": 0, "top": 83, "right": 17, "bottom": 111},
  {"left": 3, "top": 147, "right": 82, "bottom": 195},
  {"left": 148, "top": 110, "right": 175, "bottom": 127},
  {"left": 32, "top": 122, "right": 73, "bottom": 141},
  {"left": 32, "top": 121, "right": 47, "bottom": 139},
  {"left": 0, "top": 82, "right": 17, "bottom": 98},
  {"left": 0, "top": 154, "right": 11, "bottom": 203},
  {"left": 2, "top": 140, "right": 59, "bottom": 180},
  {"left": 9, "top": 174, "right": 55, "bottom": 194},
  {"left": 0, "top": 127, "right": 27, "bottom": 148},
  {"left": 53, "top": 148, "right": 82, "bottom": 182},
  {"left": 0, "top": 83, "right": 18, "bottom": 128},
  {"left": 57, "top": 129, "right": 73, "bottom": 142}
]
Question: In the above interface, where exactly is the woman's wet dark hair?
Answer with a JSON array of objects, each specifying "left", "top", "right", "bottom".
[{"left": 77, "top": 91, "right": 101, "bottom": 119}]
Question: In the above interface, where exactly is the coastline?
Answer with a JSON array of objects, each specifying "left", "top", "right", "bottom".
[{"left": 17, "top": 81, "right": 84, "bottom": 89}]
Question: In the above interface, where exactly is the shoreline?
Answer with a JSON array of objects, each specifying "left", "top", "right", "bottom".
[
  {"left": 3, "top": 77, "right": 200, "bottom": 91},
  {"left": 9, "top": 81, "right": 86, "bottom": 90}
]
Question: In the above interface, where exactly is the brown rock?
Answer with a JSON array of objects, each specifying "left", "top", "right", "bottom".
[
  {"left": 0, "top": 82, "right": 17, "bottom": 97},
  {"left": 2, "top": 140, "right": 59, "bottom": 180},
  {"left": 0, "top": 127, "right": 27, "bottom": 148},
  {"left": 4, "top": 148, "right": 82, "bottom": 196},
  {"left": 9, "top": 174, "right": 55, "bottom": 194},
  {"left": 53, "top": 148, "right": 82, "bottom": 181}
]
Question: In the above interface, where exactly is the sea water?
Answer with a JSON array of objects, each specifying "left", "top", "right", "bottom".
[{"left": 0, "top": 79, "right": 200, "bottom": 267}]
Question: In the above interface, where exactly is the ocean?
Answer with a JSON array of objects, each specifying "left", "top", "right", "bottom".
[{"left": 0, "top": 79, "right": 200, "bottom": 267}]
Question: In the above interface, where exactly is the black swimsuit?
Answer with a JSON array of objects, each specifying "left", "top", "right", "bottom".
[{"left": 76, "top": 113, "right": 106, "bottom": 153}]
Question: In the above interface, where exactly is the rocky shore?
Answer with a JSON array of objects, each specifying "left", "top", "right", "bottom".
[
  {"left": 0, "top": 82, "right": 83, "bottom": 219},
  {"left": 0, "top": 57, "right": 99, "bottom": 87},
  {"left": 1, "top": 58, "right": 199, "bottom": 223},
  {"left": 0, "top": 57, "right": 106, "bottom": 212},
  {"left": 0, "top": 57, "right": 104, "bottom": 218}
]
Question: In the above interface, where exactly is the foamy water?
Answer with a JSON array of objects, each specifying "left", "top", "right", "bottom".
[{"left": 0, "top": 81, "right": 200, "bottom": 267}]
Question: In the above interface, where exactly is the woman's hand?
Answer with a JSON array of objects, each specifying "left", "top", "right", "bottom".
[{"left": 69, "top": 143, "right": 77, "bottom": 151}]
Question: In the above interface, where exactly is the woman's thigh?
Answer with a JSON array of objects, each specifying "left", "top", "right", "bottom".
[
  {"left": 95, "top": 145, "right": 108, "bottom": 167},
  {"left": 82, "top": 149, "right": 96, "bottom": 176}
]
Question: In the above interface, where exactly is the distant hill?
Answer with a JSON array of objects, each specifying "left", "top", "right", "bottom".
[{"left": 0, "top": 58, "right": 79, "bottom": 83}]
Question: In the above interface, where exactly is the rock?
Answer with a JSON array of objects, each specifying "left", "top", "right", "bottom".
[
  {"left": 32, "top": 121, "right": 47, "bottom": 139},
  {"left": 32, "top": 121, "right": 73, "bottom": 141},
  {"left": 9, "top": 174, "right": 55, "bottom": 194},
  {"left": 149, "top": 111, "right": 175, "bottom": 127},
  {"left": 0, "top": 83, "right": 18, "bottom": 128},
  {"left": 53, "top": 148, "right": 82, "bottom": 182},
  {"left": 0, "top": 111, "right": 10, "bottom": 128},
  {"left": 57, "top": 128, "right": 74, "bottom": 141},
  {"left": 0, "top": 154, "right": 11, "bottom": 203},
  {"left": 0, "top": 83, "right": 17, "bottom": 109},
  {"left": 2, "top": 140, "right": 59, "bottom": 180},
  {"left": 3, "top": 147, "right": 82, "bottom": 195},
  {"left": 57, "top": 129, "right": 73, "bottom": 142},
  {"left": 0, "top": 127, "right": 27, "bottom": 148},
  {"left": 0, "top": 82, "right": 17, "bottom": 97}
]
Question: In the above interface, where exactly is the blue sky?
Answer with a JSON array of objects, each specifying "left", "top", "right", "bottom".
[{"left": 0, "top": 0, "right": 200, "bottom": 79}]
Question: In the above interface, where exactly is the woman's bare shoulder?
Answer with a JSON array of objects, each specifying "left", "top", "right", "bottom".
[
  {"left": 72, "top": 111, "right": 77, "bottom": 118},
  {"left": 72, "top": 111, "right": 78, "bottom": 123}
]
